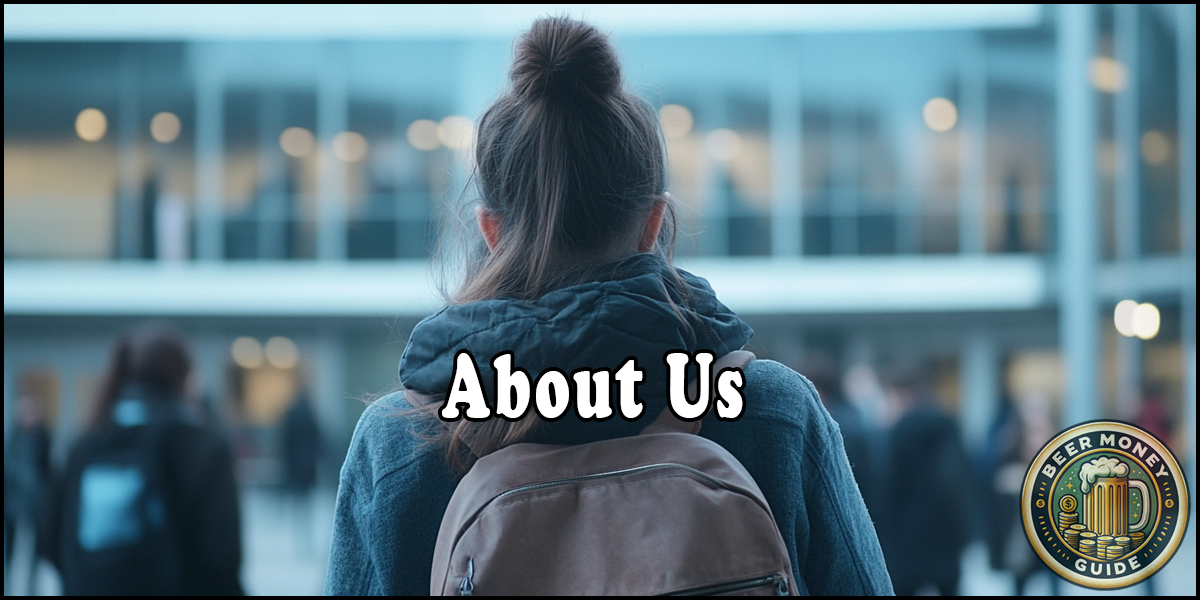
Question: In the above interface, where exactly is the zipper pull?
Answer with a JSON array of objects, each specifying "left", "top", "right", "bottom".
[
  {"left": 776, "top": 575, "right": 789, "bottom": 596},
  {"left": 459, "top": 558, "right": 474, "bottom": 596}
]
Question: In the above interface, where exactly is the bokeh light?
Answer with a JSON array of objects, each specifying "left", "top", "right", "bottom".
[
  {"left": 265, "top": 336, "right": 299, "bottom": 369},
  {"left": 150, "top": 111, "right": 181, "bottom": 143},
  {"left": 659, "top": 104, "right": 694, "bottom": 139},
  {"left": 1140, "top": 130, "right": 1171, "bottom": 166},
  {"left": 75, "top": 108, "right": 107, "bottom": 141},
  {"left": 279, "top": 126, "right": 315, "bottom": 157},
  {"left": 704, "top": 128, "right": 742, "bottom": 161},
  {"left": 231, "top": 336, "right": 264, "bottom": 369},
  {"left": 332, "top": 131, "right": 368, "bottom": 162},
  {"left": 1089, "top": 57, "right": 1128, "bottom": 93},
  {"left": 437, "top": 115, "right": 473, "bottom": 150},
  {"left": 1131, "top": 302, "right": 1160, "bottom": 340},
  {"left": 407, "top": 119, "right": 440, "bottom": 150},
  {"left": 1113, "top": 299, "right": 1138, "bottom": 337},
  {"left": 922, "top": 97, "right": 958, "bottom": 132}
]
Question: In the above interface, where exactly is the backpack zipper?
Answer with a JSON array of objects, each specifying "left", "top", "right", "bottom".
[
  {"left": 459, "top": 558, "right": 474, "bottom": 596},
  {"left": 661, "top": 573, "right": 789, "bottom": 596},
  {"left": 495, "top": 463, "right": 729, "bottom": 500}
]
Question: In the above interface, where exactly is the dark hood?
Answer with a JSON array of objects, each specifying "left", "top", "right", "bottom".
[{"left": 398, "top": 253, "right": 753, "bottom": 444}]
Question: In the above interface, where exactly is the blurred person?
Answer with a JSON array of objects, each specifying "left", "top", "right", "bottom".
[
  {"left": 807, "top": 354, "right": 879, "bottom": 515},
  {"left": 326, "top": 17, "right": 893, "bottom": 595},
  {"left": 877, "top": 362, "right": 970, "bottom": 596},
  {"left": 283, "top": 388, "right": 321, "bottom": 495},
  {"left": 984, "top": 389, "right": 1059, "bottom": 595},
  {"left": 281, "top": 387, "right": 321, "bottom": 555},
  {"left": 978, "top": 392, "right": 1019, "bottom": 573},
  {"left": 4, "top": 392, "right": 52, "bottom": 595},
  {"left": 45, "top": 324, "right": 244, "bottom": 595}
]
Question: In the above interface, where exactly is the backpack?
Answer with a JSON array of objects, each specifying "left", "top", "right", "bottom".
[
  {"left": 57, "top": 399, "right": 187, "bottom": 595},
  {"left": 427, "top": 350, "right": 797, "bottom": 596}
]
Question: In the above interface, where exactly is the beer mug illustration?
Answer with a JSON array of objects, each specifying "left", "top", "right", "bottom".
[{"left": 1079, "top": 456, "right": 1149, "bottom": 537}]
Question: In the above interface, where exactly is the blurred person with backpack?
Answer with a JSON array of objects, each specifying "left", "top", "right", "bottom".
[
  {"left": 45, "top": 324, "right": 244, "bottom": 595},
  {"left": 325, "top": 17, "right": 892, "bottom": 596}
]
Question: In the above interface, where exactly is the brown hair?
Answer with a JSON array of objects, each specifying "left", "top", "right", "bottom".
[
  {"left": 417, "top": 16, "right": 684, "bottom": 468},
  {"left": 92, "top": 323, "right": 193, "bottom": 428}
]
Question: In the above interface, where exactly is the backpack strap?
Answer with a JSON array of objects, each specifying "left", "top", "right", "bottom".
[{"left": 640, "top": 350, "right": 755, "bottom": 437}]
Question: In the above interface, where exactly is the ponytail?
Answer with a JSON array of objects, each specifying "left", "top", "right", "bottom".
[{"left": 91, "top": 334, "right": 134, "bottom": 427}]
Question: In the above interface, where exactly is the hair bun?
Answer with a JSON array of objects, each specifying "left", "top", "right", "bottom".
[{"left": 511, "top": 17, "right": 621, "bottom": 102}]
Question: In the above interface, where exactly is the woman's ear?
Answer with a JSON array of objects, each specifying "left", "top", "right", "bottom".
[
  {"left": 637, "top": 194, "right": 668, "bottom": 253},
  {"left": 476, "top": 206, "right": 502, "bottom": 252}
]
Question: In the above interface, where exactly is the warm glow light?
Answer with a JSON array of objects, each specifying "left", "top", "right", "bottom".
[
  {"left": 231, "top": 336, "right": 264, "bottom": 369},
  {"left": 438, "top": 116, "right": 474, "bottom": 150},
  {"left": 265, "top": 336, "right": 299, "bottom": 370},
  {"left": 332, "top": 131, "right": 368, "bottom": 162},
  {"left": 922, "top": 97, "right": 957, "bottom": 132},
  {"left": 280, "top": 127, "right": 315, "bottom": 157},
  {"left": 1113, "top": 299, "right": 1138, "bottom": 337},
  {"left": 1090, "top": 57, "right": 1128, "bottom": 94},
  {"left": 659, "top": 104, "right": 694, "bottom": 139},
  {"left": 407, "top": 119, "right": 440, "bottom": 151},
  {"left": 75, "top": 108, "right": 107, "bottom": 142},
  {"left": 150, "top": 112, "right": 181, "bottom": 143},
  {"left": 704, "top": 129, "right": 742, "bottom": 161},
  {"left": 1140, "top": 130, "right": 1171, "bottom": 166},
  {"left": 1131, "top": 303, "right": 1160, "bottom": 340}
]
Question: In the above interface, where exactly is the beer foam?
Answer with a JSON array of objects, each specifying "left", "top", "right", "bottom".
[{"left": 1079, "top": 456, "right": 1129, "bottom": 494}]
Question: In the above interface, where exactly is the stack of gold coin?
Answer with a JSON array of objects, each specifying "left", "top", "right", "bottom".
[
  {"left": 1057, "top": 511, "right": 1079, "bottom": 530},
  {"left": 1096, "top": 535, "right": 1114, "bottom": 558},
  {"left": 1079, "top": 538, "right": 1097, "bottom": 557},
  {"left": 1128, "top": 531, "right": 1145, "bottom": 550},
  {"left": 1063, "top": 527, "right": 1081, "bottom": 549},
  {"left": 1105, "top": 545, "right": 1124, "bottom": 560},
  {"left": 1114, "top": 535, "right": 1132, "bottom": 555}
]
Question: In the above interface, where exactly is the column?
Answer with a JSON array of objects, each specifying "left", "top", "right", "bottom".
[
  {"left": 959, "top": 33, "right": 988, "bottom": 255},
  {"left": 117, "top": 46, "right": 141, "bottom": 260},
  {"left": 830, "top": 103, "right": 858, "bottom": 255},
  {"left": 961, "top": 331, "right": 998, "bottom": 452},
  {"left": 194, "top": 47, "right": 225, "bottom": 261},
  {"left": 257, "top": 90, "right": 288, "bottom": 260},
  {"left": 1114, "top": 4, "right": 1142, "bottom": 418},
  {"left": 1057, "top": 4, "right": 1100, "bottom": 425},
  {"left": 314, "top": 325, "right": 348, "bottom": 483},
  {"left": 190, "top": 333, "right": 229, "bottom": 421},
  {"left": 770, "top": 35, "right": 803, "bottom": 257},
  {"left": 317, "top": 42, "right": 349, "bottom": 262}
]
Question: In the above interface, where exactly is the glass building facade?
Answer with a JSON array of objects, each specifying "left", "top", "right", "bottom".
[{"left": 4, "top": 9, "right": 1196, "bottom": 591}]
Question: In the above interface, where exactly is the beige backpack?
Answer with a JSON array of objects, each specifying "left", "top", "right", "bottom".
[{"left": 427, "top": 351, "right": 797, "bottom": 596}]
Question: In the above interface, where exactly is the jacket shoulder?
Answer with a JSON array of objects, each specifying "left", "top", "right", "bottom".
[
  {"left": 342, "top": 392, "right": 444, "bottom": 490},
  {"left": 741, "top": 359, "right": 831, "bottom": 426}
]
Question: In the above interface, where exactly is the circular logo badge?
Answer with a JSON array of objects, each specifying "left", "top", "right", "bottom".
[{"left": 1021, "top": 420, "right": 1189, "bottom": 589}]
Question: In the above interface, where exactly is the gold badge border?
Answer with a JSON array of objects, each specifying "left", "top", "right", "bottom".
[{"left": 1020, "top": 420, "right": 1190, "bottom": 590}]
